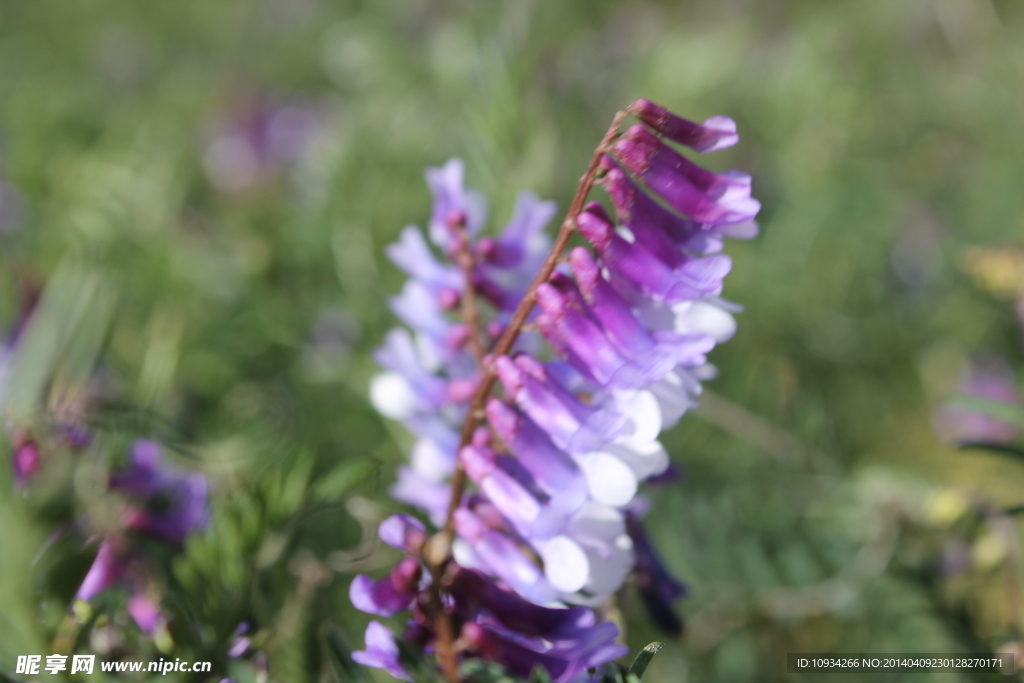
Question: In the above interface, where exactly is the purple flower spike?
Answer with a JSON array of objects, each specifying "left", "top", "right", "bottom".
[
  {"left": 352, "top": 621, "right": 411, "bottom": 681},
  {"left": 349, "top": 557, "right": 422, "bottom": 617},
  {"left": 610, "top": 127, "right": 759, "bottom": 226},
  {"left": 630, "top": 99, "right": 739, "bottom": 153},
  {"left": 577, "top": 203, "right": 732, "bottom": 304},
  {"left": 360, "top": 108, "right": 756, "bottom": 674}
]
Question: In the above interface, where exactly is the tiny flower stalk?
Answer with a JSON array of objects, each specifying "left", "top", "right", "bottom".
[{"left": 361, "top": 100, "right": 759, "bottom": 682}]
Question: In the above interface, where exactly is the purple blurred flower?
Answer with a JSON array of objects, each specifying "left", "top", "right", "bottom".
[
  {"left": 110, "top": 440, "right": 209, "bottom": 544},
  {"left": 76, "top": 539, "right": 124, "bottom": 603},
  {"left": 75, "top": 440, "right": 208, "bottom": 634},
  {"left": 935, "top": 358, "right": 1022, "bottom": 445},
  {"left": 12, "top": 437, "right": 40, "bottom": 487},
  {"left": 202, "top": 94, "right": 324, "bottom": 193}
]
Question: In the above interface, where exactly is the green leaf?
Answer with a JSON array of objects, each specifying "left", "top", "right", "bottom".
[
  {"left": 528, "top": 665, "right": 553, "bottom": 683},
  {"left": 325, "top": 626, "right": 372, "bottom": 683},
  {"left": 311, "top": 458, "right": 378, "bottom": 503},
  {"left": 627, "top": 642, "right": 665, "bottom": 680},
  {"left": 5, "top": 261, "right": 117, "bottom": 419},
  {"left": 957, "top": 441, "right": 1024, "bottom": 460}
]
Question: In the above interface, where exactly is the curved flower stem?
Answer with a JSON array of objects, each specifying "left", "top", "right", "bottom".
[{"left": 428, "top": 109, "right": 628, "bottom": 683}]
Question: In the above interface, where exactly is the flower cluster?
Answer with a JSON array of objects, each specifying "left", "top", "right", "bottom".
[
  {"left": 76, "top": 440, "right": 209, "bottom": 634},
  {"left": 358, "top": 100, "right": 759, "bottom": 680}
]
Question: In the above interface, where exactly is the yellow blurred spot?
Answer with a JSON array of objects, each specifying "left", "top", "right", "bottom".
[
  {"left": 154, "top": 625, "right": 174, "bottom": 654},
  {"left": 72, "top": 599, "right": 92, "bottom": 623},
  {"left": 972, "top": 532, "right": 1006, "bottom": 570},
  {"left": 960, "top": 247, "right": 1024, "bottom": 299},
  {"left": 925, "top": 489, "right": 969, "bottom": 527}
]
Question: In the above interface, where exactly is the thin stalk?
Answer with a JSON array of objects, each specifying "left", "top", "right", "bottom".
[
  {"left": 428, "top": 109, "right": 627, "bottom": 683},
  {"left": 452, "top": 228, "right": 487, "bottom": 364}
]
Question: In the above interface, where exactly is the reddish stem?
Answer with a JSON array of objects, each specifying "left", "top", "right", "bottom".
[
  {"left": 428, "top": 109, "right": 627, "bottom": 682},
  {"left": 452, "top": 228, "right": 487, "bottom": 364}
]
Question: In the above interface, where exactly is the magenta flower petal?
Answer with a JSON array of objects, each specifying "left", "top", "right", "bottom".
[
  {"left": 349, "top": 558, "right": 422, "bottom": 617},
  {"left": 630, "top": 99, "right": 739, "bottom": 153},
  {"left": 75, "top": 539, "right": 122, "bottom": 602}
]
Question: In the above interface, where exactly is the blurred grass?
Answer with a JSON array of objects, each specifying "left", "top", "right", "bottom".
[{"left": 1, "top": 0, "right": 1024, "bottom": 681}]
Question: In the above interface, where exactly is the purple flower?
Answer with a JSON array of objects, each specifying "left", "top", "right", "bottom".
[
  {"left": 494, "top": 354, "right": 626, "bottom": 454},
  {"left": 74, "top": 440, "right": 208, "bottom": 637},
  {"left": 425, "top": 159, "right": 487, "bottom": 249},
  {"left": 76, "top": 539, "right": 124, "bottom": 603},
  {"left": 461, "top": 620, "right": 626, "bottom": 683},
  {"left": 202, "top": 94, "right": 324, "bottom": 193},
  {"left": 127, "top": 594, "right": 166, "bottom": 634},
  {"left": 449, "top": 566, "right": 595, "bottom": 639},
  {"left": 935, "top": 358, "right": 1022, "bottom": 445},
  {"left": 577, "top": 202, "right": 732, "bottom": 305},
  {"left": 349, "top": 557, "right": 423, "bottom": 617},
  {"left": 378, "top": 513, "right": 428, "bottom": 552},
  {"left": 609, "top": 126, "right": 759, "bottom": 226},
  {"left": 12, "top": 438, "right": 40, "bottom": 488},
  {"left": 110, "top": 440, "right": 209, "bottom": 544},
  {"left": 478, "top": 192, "right": 557, "bottom": 271},
  {"left": 629, "top": 99, "right": 739, "bottom": 153},
  {"left": 353, "top": 621, "right": 411, "bottom": 681},
  {"left": 387, "top": 226, "right": 463, "bottom": 296},
  {"left": 360, "top": 99, "right": 758, "bottom": 680}
]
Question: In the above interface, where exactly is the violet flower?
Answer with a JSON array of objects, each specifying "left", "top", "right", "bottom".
[
  {"left": 935, "top": 358, "right": 1022, "bottom": 446},
  {"left": 202, "top": 94, "right": 324, "bottom": 193},
  {"left": 353, "top": 621, "right": 411, "bottom": 681},
  {"left": 75, "top": 440, "right": 208, "bottom": 633},
  {"left": 109, "top": 439, "right": 209, "bottom": 544},
  {"left": 359, "top": 100, "right": 758, "bottom": 680}
]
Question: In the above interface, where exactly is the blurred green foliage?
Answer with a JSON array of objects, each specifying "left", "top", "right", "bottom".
[{"left": 2, "top": 0, "right": 1024, "bottom": 681}]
